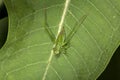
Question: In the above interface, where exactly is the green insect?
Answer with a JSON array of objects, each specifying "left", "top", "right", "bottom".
[{"left": 44, "top": 8, "right": 87, "bottom": 55}]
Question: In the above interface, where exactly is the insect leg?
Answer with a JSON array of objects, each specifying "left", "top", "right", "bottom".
[
  {"left": 44, "top": 7, "right": 55, "bottom": 43},
  {"left": 65, "top": 15, "right": 87, "bottom": 43}
]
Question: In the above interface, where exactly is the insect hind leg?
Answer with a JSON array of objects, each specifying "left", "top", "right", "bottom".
[{"left": 44, "top": 7, "right": 55, "bottom": 43}]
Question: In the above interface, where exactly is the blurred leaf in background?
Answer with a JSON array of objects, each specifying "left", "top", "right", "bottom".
[
  {"left": 0, "top": 0, "right": 8, "bottom": 48},
  {"left": 0, "top": 0, "right": 8, "bottom": 18},
  {"left": 0, "top": 17, "right": 8, "bottom": 48}
]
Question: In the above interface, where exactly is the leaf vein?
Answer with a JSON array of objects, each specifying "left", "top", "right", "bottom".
[
  {"left": 70, "top": 47, "right": 91, "bottom": 75},
  {"left": 18, "top": 3, "right": 64, "bottom": 23},
  {"left": 50, "top": 66, "right": 63, "bottom": 80},
  {"left": 63, "top": 54, "right": 79, "bottom": 80},
  {"left": 87, "top": 0, "right": 116, "bottom": 31},
  {"left": 4, "top": 61, "right": 47, "bottom": 80},
  {"left": 107, "top": 0, "right": 120, "bottom": 15},
  {"left": 42, "top": 50, "right": 54, "bottom": 80},
  {"left": 67, "top": 9, "right": 102, "bottom": 52}
]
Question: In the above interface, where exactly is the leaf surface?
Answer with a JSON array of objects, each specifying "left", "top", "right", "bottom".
[{"left": 0, "top": 0, "right": 120, "bottom": 80}]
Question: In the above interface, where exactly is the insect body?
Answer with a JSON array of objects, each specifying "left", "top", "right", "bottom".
[
  {"left": 52, "top": 27, "right": 67, "bottom": 54},
  {"left": 44, "top": 9, "right": 87, "bottom": 55}
]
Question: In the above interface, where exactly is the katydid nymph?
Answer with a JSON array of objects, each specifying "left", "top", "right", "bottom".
[{"left": 44, "top": 8, "right": 87, "bottom": 55}]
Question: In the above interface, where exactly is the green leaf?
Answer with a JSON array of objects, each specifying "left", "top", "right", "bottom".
[
  {"left": 0, "top": 0, "right": 120, "bottom": 80},
  {"left": 0, "top": 0, "right": 3, "bottom": 7}
]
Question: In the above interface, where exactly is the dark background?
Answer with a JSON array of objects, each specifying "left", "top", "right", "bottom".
[
  {"left": 97, "top": 46, "right": 120, "bottom": 80},
  {"left": 0, "top": 3, "right": 120, "bottom": 80}
]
